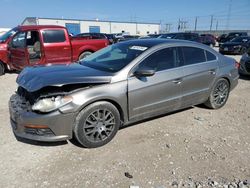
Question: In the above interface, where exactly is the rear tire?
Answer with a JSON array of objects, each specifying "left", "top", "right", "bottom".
[
  {"left": 78, "top": 51, "right": 92, "bottom": 61},
  {"left": 74, "top": 101, "right": 120, "bottom": 148},
  {"left": 0, "top": 62, "right": 5, "bottom": 76},
  {"left": 204, "top": 78, "right": 230, "bottom": 109}
]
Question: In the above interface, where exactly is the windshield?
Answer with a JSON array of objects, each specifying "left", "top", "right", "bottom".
[
  {"left": 231, "top": 37, "right": 250, "bottom": 43},
  {"left": 0, "top": 28, "right": 17, "bottom": 42},
  {"left": 80, "top": 43, "right": 149, "bottom": 73}
]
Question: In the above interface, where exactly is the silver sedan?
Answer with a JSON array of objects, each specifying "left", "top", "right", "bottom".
[{"left": 9, "top": 39, "right": 239, "bottom": 148}]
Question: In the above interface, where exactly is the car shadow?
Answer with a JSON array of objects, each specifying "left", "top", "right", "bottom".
[
  {"left": 15, "top": 105, "right": 210, "bottom": 148},
  {"left": 69, "top": 107, "right": 195, "bottom": 148},
  {"left": 239, "top": 75, "right": 250, "bottom": 80},
  {"left": 69, "top": 137, "right": 86, "bottom": 148},
  {"left": 120, "top": 107, "right": 193, "bottom": 130},
  {"left": 15, "top": 135, "right": 68, "bottom": 147}
]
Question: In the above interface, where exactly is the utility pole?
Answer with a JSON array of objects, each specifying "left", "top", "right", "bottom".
[
  {"left": 178, "top": 19, "right": 188, "bottom": 31},
  {"left": 216, "top": 20, "right": 219, "bottom": 31},
  {"left": 182, "top": 21, "right": 188, "bottom": 31},
  {"left": 194, "top": 17, "right": 198, "bottom": 31},
  {"left": 178, "top": 19, "right": 181, "bottom": 31},
  {"left": 159, "top": 20, "right": 162, "bottom": 33},
  {"left": 210, "top": 15, "right": 214, "bottom": 31},
  {"left": 165, "top": 23, "right": 172, "bottom": 32}
]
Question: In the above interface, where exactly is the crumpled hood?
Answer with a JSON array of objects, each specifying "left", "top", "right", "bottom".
[{"left": 17, "top": 63, "right": 113, "bottom": 92}]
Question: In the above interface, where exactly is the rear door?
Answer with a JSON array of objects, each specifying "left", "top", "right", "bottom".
[
  {"left": 41, "top": 29, "right": 72, "bottom": 64},
  {"left": 9, "top": 31, "right": 28, "bottom": 70},
  {"left": 128, "top": 47, "right": 183, "bottom": 121},
  {"left": 180, "top": 46, "right": 218, "bottom": 107}
]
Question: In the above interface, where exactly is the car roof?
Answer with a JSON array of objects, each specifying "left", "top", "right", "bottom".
[
  {"left": 161, "top": 32, "right": 198, "bottom": 34},
  {"left": 17, "top": 25, "right": 66, "bottom": 31},
  {"left": 229, "top": 32, "right": 247, "bottom": 35},
  {"left": 117, "top": 39, "right": 200, "bottom": 48},
  {"left": 235, "top": 36, "right": 250, "bottom": 39}
]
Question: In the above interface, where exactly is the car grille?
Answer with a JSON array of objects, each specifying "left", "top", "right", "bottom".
[{"left": 245, "top": 61, "right": 250, "bottom": 73}]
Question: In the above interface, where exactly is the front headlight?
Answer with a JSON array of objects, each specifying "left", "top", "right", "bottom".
[{"left": 32, "top": 96, "right": 73, "bottom": 112}]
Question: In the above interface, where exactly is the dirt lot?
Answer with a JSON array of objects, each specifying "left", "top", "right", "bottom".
[{"left": 0, "top": 55, "right": 249, "bottom": 188}]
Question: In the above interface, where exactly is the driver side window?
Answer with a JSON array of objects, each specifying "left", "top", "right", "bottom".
[
  {"left": 138, "top": 47, "right": 178, "bottom": 72},
  {"left": 12, "top": 32, "right": 26, "bottom": 48}
]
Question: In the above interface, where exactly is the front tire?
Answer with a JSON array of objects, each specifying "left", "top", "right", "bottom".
[
  {"left": 74, "top": 101, "right": 120, "bottom": 148},
  {"left": 204, "top": 78, "right": 230, "bottom": 109},
  {"left": 0, "top": 61, "right": 5, "bottom": 76}
]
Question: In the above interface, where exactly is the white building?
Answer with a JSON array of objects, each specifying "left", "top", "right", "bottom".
[
  {"left": 0, "top": 28, "right": 11, "bottom": 36},
  {"left": 22, "top": 17, "right": 160, "bottom": 36}
]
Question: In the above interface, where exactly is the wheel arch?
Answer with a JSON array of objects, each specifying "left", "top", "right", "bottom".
[
  {"left": 74, "top": 98, "right": 126, "bottom": 128},
  {"left": 221, "top": 76, "right": 231, "bottom": 90},
  {"left": 78, "top": 50, "right": 95, "bottom": 60}
]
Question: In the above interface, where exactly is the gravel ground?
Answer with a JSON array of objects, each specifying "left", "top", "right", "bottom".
[{"left": 0, "top": 54, "right": 249, "bottom": 188}]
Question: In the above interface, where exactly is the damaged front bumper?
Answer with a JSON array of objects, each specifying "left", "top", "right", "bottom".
[{"left": 9, "top": 94, "right": 75, "bottom": 142}]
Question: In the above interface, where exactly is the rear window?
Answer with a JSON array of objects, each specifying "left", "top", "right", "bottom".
[
  {"left": 42, "top": 30, "right": 66, "bottom": 43},
  {"left": 182, "top": 47, "right": 206, "bottom": 65},
  {"left": 206, "top": 51, "right": 217, "bottom": 61}
]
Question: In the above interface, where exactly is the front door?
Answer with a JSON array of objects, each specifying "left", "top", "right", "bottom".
[
  {"left": 128, "top": 47, "right": 183, "bottom": 122},
  {"left": 9, "top": 32, "right": 28, "bottom": 70}
]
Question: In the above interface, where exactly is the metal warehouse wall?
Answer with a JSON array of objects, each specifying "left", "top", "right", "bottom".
[{"left": 22, "top": 17, "right": 160, "bottom": 35}]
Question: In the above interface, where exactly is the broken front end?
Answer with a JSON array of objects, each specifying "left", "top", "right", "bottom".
[{"left": 9, "top": 84, "right": 91, "bottom": 142}]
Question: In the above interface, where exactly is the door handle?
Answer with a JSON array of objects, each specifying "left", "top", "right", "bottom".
[
  {"left": 209, "top": 70, "right": 216, "bottom": 75},
  {"left": 63, "top": 47, "right": 70, "bottom": 50},
  {"left": 172, "top": 79, "right": 182, "bottom": 84}
]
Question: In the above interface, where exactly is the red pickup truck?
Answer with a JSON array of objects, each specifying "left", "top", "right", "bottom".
[{"left": 0, "top": 25, "right": 109, "bottom": 75}]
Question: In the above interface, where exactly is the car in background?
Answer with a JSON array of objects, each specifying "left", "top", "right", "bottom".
[
  {"left": 147, "top": 34, "right": 161, "bottom": 38},
  {"left": 0, "top": 27, "right": 18, "bottom": 75},
  {"left": 219, "top": 36, "right": 250, "bottom": 55},
  {"left": 0, "top": 25, "right": 109, "bottom": 75},
  {"left": 239, "top": 48, "right": 250, "bottom": 76},
  {"left": 117, "top": 35, "right": 140, "bottom": 42},
  {"left": 74, "top": 33, "right": 114, "bottom": 44},
  {"left": 9, "top": 39, "right": 238, "bottom": 148},
  {"left": 105, "top": 34, "right": 117, "bottom": 44},
  {"left": 217, "top": 34, "right": 227, "bottom": 43},
  {"left": 139, "top": 34, "right": 161, "bottom": 39},
  {"left": 200, "top": 34, "right": 216, "bottom": 47},
  {"left": 158, "top": 32, "right": 201, "bottom": 43},
  {"left": 218, "top": 32, "right": 248, "bottom": 46}
]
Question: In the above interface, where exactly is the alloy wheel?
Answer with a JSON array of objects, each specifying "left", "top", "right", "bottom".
[
  {"left": 83, "top": 109, "right": 115, "bottom": 143},
  {"left": 212, "top": 80, "right": 229, "bottom": 106}
]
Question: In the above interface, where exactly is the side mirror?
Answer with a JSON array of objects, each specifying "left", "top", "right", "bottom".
[{"left": 134, "top": 67, "right": 155, "bottom": 77}]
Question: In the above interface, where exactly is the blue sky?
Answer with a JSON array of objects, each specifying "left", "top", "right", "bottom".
[{"left": 0, "top": 0, "right": 249, "bottom": 31}]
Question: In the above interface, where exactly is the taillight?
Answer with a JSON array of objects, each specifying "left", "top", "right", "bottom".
[{"left": 235, "top": 61, "right": 240, "bottom": 69}]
